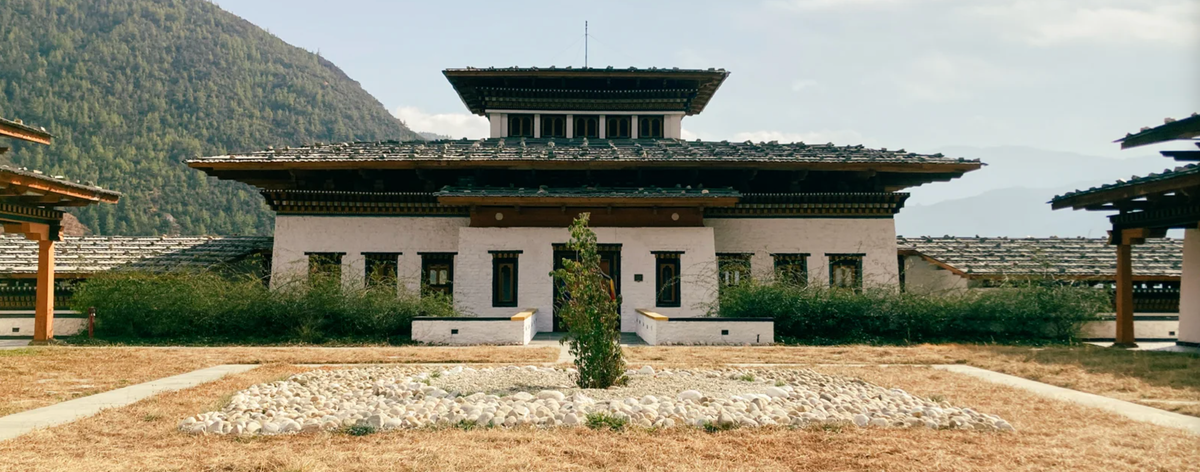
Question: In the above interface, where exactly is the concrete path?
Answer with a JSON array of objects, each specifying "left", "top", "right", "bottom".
[
  {"left": 934, "top": 364, "right": 1200, "bottom": 435},
  {"left": 0, "top": 339, "right": 31, "bottom": 349},
  {"left": 0, "top": 364, "right": 259, "bottom": 442}
]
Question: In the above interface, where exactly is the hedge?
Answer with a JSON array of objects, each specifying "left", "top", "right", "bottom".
[
  {"left": 69, "top": 271, "right": 455, "bottom": 344},
  {"left": 716, "top": 282, "right": 1108, "bottom": 345}
]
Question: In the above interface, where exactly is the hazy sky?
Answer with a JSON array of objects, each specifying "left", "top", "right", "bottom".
[{"left": 217, "top": 0, "right": 1198, "bottom": 157}]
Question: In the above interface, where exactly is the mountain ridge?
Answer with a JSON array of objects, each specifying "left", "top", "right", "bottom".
[{"left": 0, "top": 0, "right": 420, "bottom": 235}]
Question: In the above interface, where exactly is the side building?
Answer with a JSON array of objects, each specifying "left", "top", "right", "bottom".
[
  {"left": 188, "top": 66, "right": 981, "bottom": 341},
  {"left": 899, "top": 236, "right": 1183, "bottom": 342},
  {"left": 0, "top": 235, "right": 272, "bottom": 339}
]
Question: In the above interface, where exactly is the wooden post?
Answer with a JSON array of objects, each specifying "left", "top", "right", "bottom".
[
  {"left": 33, "top": 238, "right": 55, "bottom": 343},
  {"left": 1113, "top": 242, "right": 1137, "bottom": 348}
]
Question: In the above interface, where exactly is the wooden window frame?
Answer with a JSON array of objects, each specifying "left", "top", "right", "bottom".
[
  {"left": 508, "top": 114, "right": 535, "bottom": 138},
  {"left": 717, "top": 253, "right": 752, "bottom": 288},
  {"left": 419, "top": 252, "right": 455, "bottom": 299},
  {"left": 573, "top": 115, "right": 599, "bottom": 138},
  {"left": 363, "top": 252, "right": 401, "bottom": 288},
  {"left": 540, "top": 114, "right": 567, "bottom": 138},
  {"left": 605, "top": 115, "right": 632, "bottom": 139},
  {"left": 305, "top": 252, "right": 344, "bottom": 282},
  {"left": 827, "top": 253, "right": 864, "bottom": 291},
  {"left": 653, "top": 251, "right": 683, "bottom": 308},
  {"left": 491, "top": 251, "right": 522, "bottom": 308},
  {"left": 638, "top": 115, "right": 664, "bottom": 139},
  {"left": 773, "top": 253, "right": 809, "bottom": 287}
]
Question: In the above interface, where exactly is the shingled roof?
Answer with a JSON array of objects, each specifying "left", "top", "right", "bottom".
[
  {"left": 0, "top": 235, "right": 272, "bottom": 275},
  {"left": 188, "top": 138, "right": 979, "bottom": 168},
  {"left": 898, "top": 236, "right": 1182, "bottom": 279},
  {"left": 0, "top": 165, "right": 121, "bottom": 203},
  {"left": 1050, "top": 164, "right": 1200, "bottom": 209},
  {"left": 442, "top": 67, "right": 730, "bottom": 116}
]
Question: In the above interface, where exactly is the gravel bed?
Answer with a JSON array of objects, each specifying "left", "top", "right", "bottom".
[{"left": 180, "top": 365, "right": 1014, "bottom": 435}]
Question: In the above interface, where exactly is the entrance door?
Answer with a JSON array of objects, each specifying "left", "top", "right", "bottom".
[{"left": 552, "top": 248, "right": 620, "bottom": 332}]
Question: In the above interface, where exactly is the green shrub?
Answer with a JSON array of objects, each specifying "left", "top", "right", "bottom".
[
  {"left": 717, "top": 281, "right": 1106, "bottom": 345},
  {"left": 69, "top": 270, "right": 455, "bottom": 344},
  {"left": 585, "top": 412, "right": 627, "bottom": 431},
  {"left": 552, "top": 214, "right": 627, "bottom": 389}
]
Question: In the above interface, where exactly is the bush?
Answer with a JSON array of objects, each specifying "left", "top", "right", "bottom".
[
  {"left": 552, "top": 214, "right": 626, "bottom": 389},
  {"left": 717, "top": 282, "right": 1106, "bottom": 345},
  {"left": 69, "top": 270, "right": 455, "bottom": 344}
]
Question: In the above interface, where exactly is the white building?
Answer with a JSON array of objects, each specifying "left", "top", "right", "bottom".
[{"left": 188, "top": 67, "right": 981, "bottom": 343}]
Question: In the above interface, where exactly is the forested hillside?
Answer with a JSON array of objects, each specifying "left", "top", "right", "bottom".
[{"left": 0, "top": 0, "right": 420, "bottom": 235}]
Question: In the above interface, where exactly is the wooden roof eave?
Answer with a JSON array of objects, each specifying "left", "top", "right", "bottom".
[
  {"left": 187, "top": 159, "right": 983, "bottom": 175},
  {"left": 438, "top": 195, "right": 740, "bottom": 207},
  {"left": 0, "top": 120, "right": 52, "bottom": 145},
  {"left": 1051, "top": 172, "right": 1200, "bottom": 210},
  {"left": 0, "top": 175, "right": 121, "bottom": 205}
]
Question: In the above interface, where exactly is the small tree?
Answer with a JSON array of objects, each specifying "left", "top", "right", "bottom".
[{"left": 551, "top": 213, "right": 626, "bottom": 388}]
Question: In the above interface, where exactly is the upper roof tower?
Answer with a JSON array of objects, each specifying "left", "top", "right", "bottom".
[{"left": 443, "top": 67, "right": 730, "bottom": 139}]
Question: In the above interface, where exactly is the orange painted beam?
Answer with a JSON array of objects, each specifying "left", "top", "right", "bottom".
[
  {"left": 33, "top": 239, "right": 55, "bottom": 342},
  {"left": 1113, "top": 243, "right": 1137, "bottom": 348}
]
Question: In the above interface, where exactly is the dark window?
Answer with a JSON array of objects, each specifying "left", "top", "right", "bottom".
[
  {"left": 717, "top": 253, "right": 752, "bottom": 289},
  {"left": 508, "top": 114, "right": 534, "bottom": 138},
  {"left": 420, "top": 253, "right": 455, "bottom": 299},
  {"left": 574, "top": 115, "right": 599, "bottom": 138},
  {"left": 363, "top": 252, "right": 400, "bottom": 288},
  {"left": 306, "top": 252, "right": 344, "bottom": 282},
  {"left": 773, "top": 253, "right": 808, "bottom": 287},
  {"left": 638, "top": 115, "right": 664, "bottom": 138},
  {"left": 605, "top": 115, "right": 632, "bottom": 139},
  {"left": 541, "top": 114, "right": 567, "bottom": 138},
  {"left": 654, "top": 252, "right": 682, "bottom": 307},
  {"left": 898, "top": 255, "right": 907, "bottom": 292},
  {"left": 492, "top": 251, "right": 520, "bottom": 307},
  {"left": 828, "top": 254, "right": 864, "bottom": 290}
]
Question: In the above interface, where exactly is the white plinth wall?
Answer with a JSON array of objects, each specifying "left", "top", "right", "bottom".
[
  {"left": 1178, "top": 229, "right": 1200, "bottom": 347},
  {"left": 270, "top": 215, "right": 900, "bottom": 344}
]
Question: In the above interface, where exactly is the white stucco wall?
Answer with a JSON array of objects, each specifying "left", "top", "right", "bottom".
[
  {"left": 1081, "top": 316, "right": 1179, "bottom": 341},
  {"left": 901, "top": 255, "right": 970, "bottom": 293},
  {"left": 1178, "top": 228, "right": 1200, "bottom": 345},
  {"left": 271, "top": 216, "right": 469, "bottom": 294},
  {"left": 659, "top": 319, "right": 773, "bottom": 345},
  {"left": 635, "top": 311, "right": 659, "bottom": 345},
  {"left": 706, "top": 218, "right": 900, "bottom": 287},
  {"left": 0, "top": 312, "right": 86, "bottom": 337},
  {"left": 411, "top": 317, "right": 529, "bottom": 345},
  {"left": 454, "top": 226, "right": 718, "bottom": 332}
]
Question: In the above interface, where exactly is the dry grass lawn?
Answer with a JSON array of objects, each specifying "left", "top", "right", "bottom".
[
  {"left": 1, "top": 363, "right": 1196, "bottom": 471},
  {"left": 0, "top": 346, "right": 558, "bottom": 416},
  {"left": 627, "top": 344, "right": 1200, "bottom": 417}
]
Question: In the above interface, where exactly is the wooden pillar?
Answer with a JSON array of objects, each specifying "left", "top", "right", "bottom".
[
  {"left": 1113, "top": 242, "right": 1137, "bottom": 348},
  {"left": 34, "top": 238, "right": 55, "bottom": 342}
]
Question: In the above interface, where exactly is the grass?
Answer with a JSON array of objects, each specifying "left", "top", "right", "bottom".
[
  {"left": 625, "top": 343, "right": 1200, "bottom": 417},
  {"left": 0, "top": 363, "right": 1197, "bottom": 471},
  {"left": 0, "top": 345, "right": 559, "bottom": 416}
]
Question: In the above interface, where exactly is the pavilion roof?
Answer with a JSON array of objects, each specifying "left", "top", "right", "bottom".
[
  {"left": 898, "top": 236, "right": 1181, "bottom": 280},
  {"left": 0, "top": 165, "right": 121, "bottom": 206},
  {"left": 0, "top": 117, "right": 53, "bottom": 145},
  {"left": 0, "top": 235, "right": 272, "bottom": 276},
  {"left": 436, "top": 186, "right": 739, "bottom": 198},
  {"left": 1049, "top": 164, "right": 1200, "bottom": 210},
  {"left": 188, "top": 138, "right": 980, "bottom": 172},
  {"left": 1116, "top": 113, "right": 1200, "bottom": 149},
  {"left": 443, "top": 67, "right": 730, "bottom": 116}
]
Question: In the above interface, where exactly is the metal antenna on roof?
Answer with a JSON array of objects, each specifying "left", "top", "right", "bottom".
[{"left": 585, "top": 21, "right": 589, "bottom": 68}]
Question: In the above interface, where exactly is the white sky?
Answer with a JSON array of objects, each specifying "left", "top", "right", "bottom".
[{"left": 219, "top": 0, "right": 1198, "bottom": 160}]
